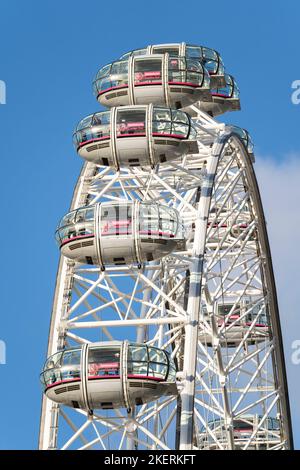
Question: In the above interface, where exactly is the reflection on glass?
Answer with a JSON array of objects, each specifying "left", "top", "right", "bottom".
[
  {"left": 88, "top": 347, "right": 120, "bottom": 377},
  {"left": 152, "top": 46, "right": 179, "bottom": 57},
  {"left": 152, "top": 107, "right": 191, "bottom": 139},
  {"left": 217, "top": 302, "right": 268, "bottom": 326},
  {"left": 168, "top": 58, "right": 204, "bottom": 86},
  {"left": 101, "top": 204, "right": 133, "bottom": 236},
  {"left": 139, "top": 204, "right": 159, "bottom": 234},
  {"left": 40, "top": 348, "right": 81, "bottom": 387},
  {"left": 134, "top": 59, "right": 162, "bottom": 84},
  {"left": 74, "top": 112, "right": 111, "bottom": 148},
  {"left": 116, "top": 109, "right": 146, "bottom": 137},
  {"left": 120, "top": 48, "right": 147, "bottom": 60},
  {"left": 211, "top": 75, "right": 239, "bottom": 99},
  {"left": 56, "top": 206, "right": 95, "bottom": 245},
  {"left": 93, "top": 61, "right": 129, "bottom": 97}
]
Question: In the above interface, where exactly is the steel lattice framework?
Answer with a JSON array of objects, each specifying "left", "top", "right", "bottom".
[{"left": 39, "top": 47, "right": 293, "bottom": 451}]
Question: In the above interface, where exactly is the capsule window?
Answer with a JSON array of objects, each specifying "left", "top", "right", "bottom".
[
  {"left": 186, "top": 59, "right": 204, "bottom": 86},
  {"left": 185, "top": 46, "right": 203, "bottom": 60},
  {"left": 74, "top": 112, "right": 111, "bottom": 148},
  {"left": 96, "top": 64, "right": 111, "bottom": 80},
  {"left": 148, "top": 347, "right": 167, "bottom": 364},
  {"left": 152, "top": 107, "right": 190, "bottom": 139},
  {"left": 88, "top": 346, "right": 121, "bottom": 377},
  {"left": 234, "top": 420, "right": 253, "bottom": 431},
  {"left": 134, "top": 58, "right": 162, "bottom": 85},
  {"left": 159, "top": 206, "right": 176, "bottom": 236},
  {"left": 61, "top": 349, "right": 81, "bottom": 366},
  {"left": 120, "top": 48, "right": 147, "bottom": 60},
  {"left": 168, "top": 58, "right": 186, "bottom": 83},
  {"left": 232, "top": 79, "right": 240, "bottom": 99},
  {"left": 171, "top": 110, "right": 189, "bottom": 138},
  {"left": 202, "top": 48, "right": 217, "bottom": 60},
  {"left": 41, "top": 349, "right": 81, "bottom": 387},
  {"left": 60, "top": 211, "right": 77, "bottom": 228},
  {"left": 90, "top": 112, "right": 111, "bottom": 140},
  {"left": 246, "top": 303, "right": 267, "bottom": 325},
  {"left": 101, "top": 204, "right": 133, "bottom": 236},
  {"left": 139, "top": 204, "right": 159, "bottom": 235},
  {"left": 152, "top": 108, "right": 172, "bottom": 135},
  {"left": 128, "top": 344, "right": 148, "bottom": 362},
  {"left": 76, "top": 115, "right": 94, "bottom": 131},
  {"left": 94, "top": 61, "right": 128, "bottom": 96},
  {"left": 152, "top": 46, "right": 179, "bottom": 57},
  {"left": 45, "top": 352, "right": 63, "bottom": 371},
  {"left": 116, "top": 109, "right": 146, "bottom": 137},
  {"left": 76, "top": 207, "right": 95, "bottom": 223},
  {"left": 171, "top": 110, "right": 189, "bottom": 125},
  {"left": 56, "top": 207, "right": 95, "bottom": 245},
  {"left": 110, "top": 61, "right": 128, "bottom": 75},
  {"left": 212, "top": 75, "right": 235, "bottom": 98},
  {"left": 59, "top": 349, "right": 81, "bottom": 383},
  {"left": 201, "top": 48, "right": 219, "bottom": 74}
]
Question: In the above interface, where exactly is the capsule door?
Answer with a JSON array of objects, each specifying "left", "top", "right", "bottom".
[
  {"left": 99, "top": 203, "right": 137, "bottom": 265},
  {"left": 133, "top": 56, "right": 165, "bottom": 105},
  {"left": 87, "top": 344, "right": 124, "bottom": 409},
  {"left": 115, "top": 107, "right": 150, "bottom": 167}
]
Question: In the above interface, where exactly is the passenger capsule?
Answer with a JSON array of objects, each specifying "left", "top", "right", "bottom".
[
  {"left": 93, "top": 55, "right": 211, "bottom": 109},
  {"left": 55, "top": 202, "right": 185, "bottom": 266},
  {"left": 198, "top": 415, "right": 281, "bottom": 449},
  {"left": 119, "top": 43, "right": 226, "bottom": 87},
  {"left": 191, "top": 74, "right": 240, "bottom": 117},
  {"left": 73, "top": 106, "right": 198, "bottom": 168},
  {"left": 198, "top": 301, "right": 269, "bottom": 346},
  {"left": 228, "top": 125, "right": 255, "bottom": 161},
  {"left": 40, "top": 341, "right": 177, "bottom": 410}
]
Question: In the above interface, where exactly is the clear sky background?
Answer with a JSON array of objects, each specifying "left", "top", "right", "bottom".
[{"left": 0, "top": 0, "right": 299, "bottom": 449}]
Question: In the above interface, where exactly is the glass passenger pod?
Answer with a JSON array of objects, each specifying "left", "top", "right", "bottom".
[
  {"left": 198, "top": 301, "right": 269, "bottom": 347},
  {"left": 198, "top": 415, "right": 281, "bottom": 450},
  {"left": 197, "top": 74, "right": 241, "bottom": 117},
  {"left": 119, "top": 43, "right": 226, "bottom": 87},
  {"left": 73, "top": 106, "right": 198, "bottom": 167},
  {"left": 228, "top": 125, "right": 255, "bottom": 162},
  {"left": 93, "top": 55, "right": 211, "bottom": 109},
  {"left": 55, "top": 202, "right": 185, "bottom": 266},
  {"left": 207, "top": 203, "right": 255, "bottom": 242},
  {"left": 41, "top": 342, "right": 177, "bottom": 410}
]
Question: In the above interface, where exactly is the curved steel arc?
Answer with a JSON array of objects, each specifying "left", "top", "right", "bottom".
[{"left": 39, "top": 129, "right": 293, "bottom": 449}]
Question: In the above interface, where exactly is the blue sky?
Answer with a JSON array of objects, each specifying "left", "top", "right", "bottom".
[{"left": 0, "top": 0, "right": 299, "bottom": 449}]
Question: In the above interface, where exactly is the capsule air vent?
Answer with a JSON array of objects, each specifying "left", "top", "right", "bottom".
[
  {"left": 106, "top": 90, "right": 128, "bottom": 100},
  {"left": 129, "top": 382, "right": 157, "bottom": 389},
  {"left": 69, "top": 243, "right": 81, "bottom": 251},
  {"left": 170, "top": 87, "right": 193, "bottom": 94},
  {"left": 55, "top": 387, "right": 67, "bottom": 395},
  {"left": 67, "top": 384, "right": 80, "bottom": 391},
  {"left": 82, "top": 240, "right": 94, "bottom": 247},
  {"left": 154, "top": 140, "right": 179, "bottom": 146},
  {"left": 87, "top": 142, "right": 110, "bottom": 152}
]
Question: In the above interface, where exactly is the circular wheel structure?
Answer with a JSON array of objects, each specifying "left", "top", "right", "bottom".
[{"left": 39, "top": 43, "right": 293, "bottom": 450}]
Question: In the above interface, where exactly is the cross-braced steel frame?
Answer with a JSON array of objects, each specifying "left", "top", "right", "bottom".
[{"left": 39, "top": 108, "right": 293, "bottom": 450}]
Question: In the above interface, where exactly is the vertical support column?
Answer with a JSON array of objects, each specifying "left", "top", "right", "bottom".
[{"left": 179, "top": 133, "right": 229, "bottom": 449}]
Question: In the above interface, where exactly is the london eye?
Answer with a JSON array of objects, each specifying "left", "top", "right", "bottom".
[{"left": 39, "top": 42, "right": 293, "bottom": 450}]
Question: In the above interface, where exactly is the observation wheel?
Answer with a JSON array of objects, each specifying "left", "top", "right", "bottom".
[{"left": 39, "top": 43, "right": 293, "bottom": 450}]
